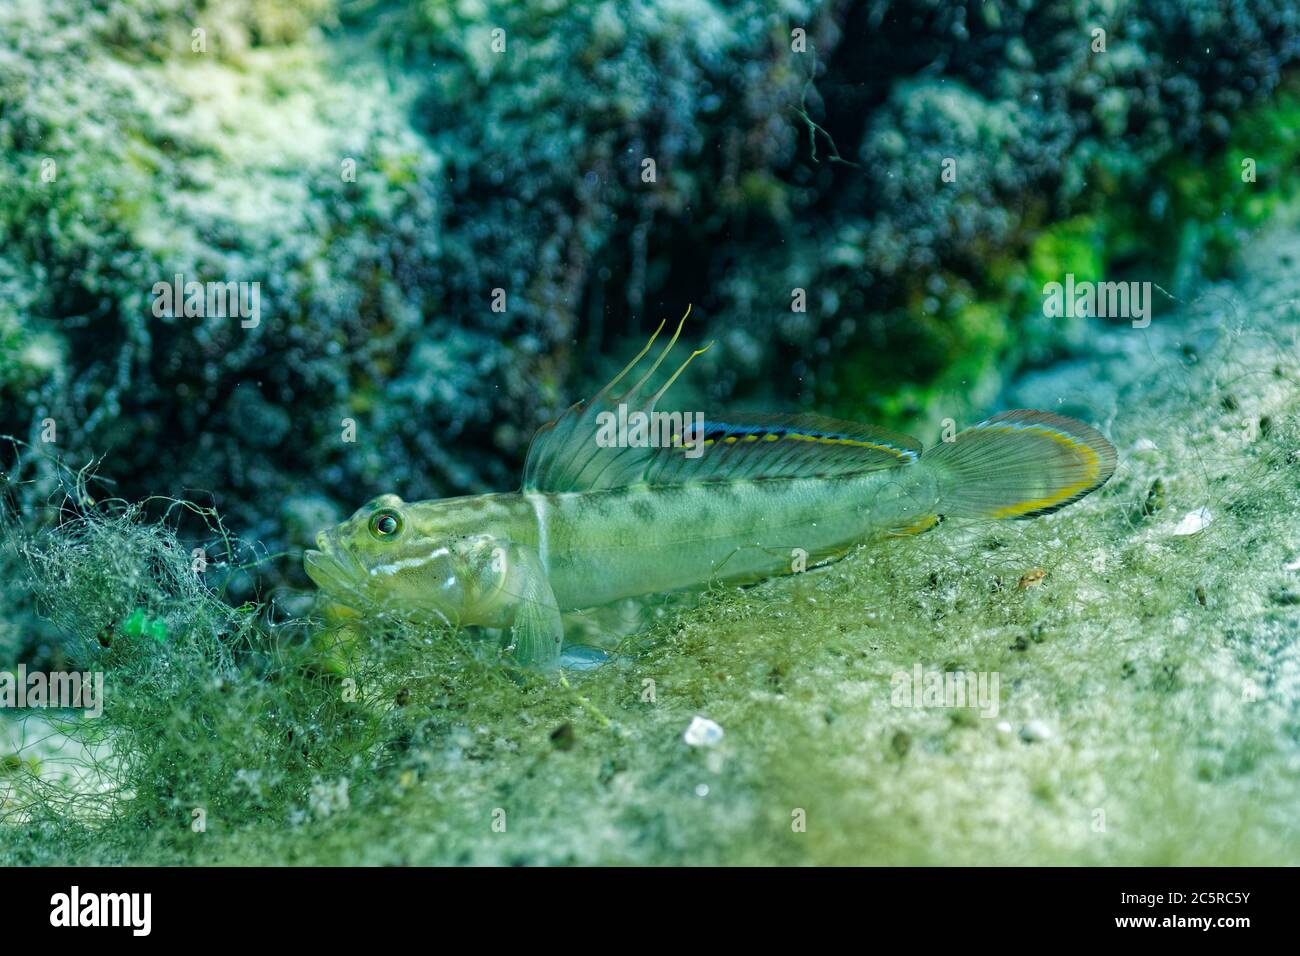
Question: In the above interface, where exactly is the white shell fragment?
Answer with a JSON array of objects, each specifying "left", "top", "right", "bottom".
[
  {"left": 1171, "top": 507, "right": 1213, "bottom": 536},
  {"left": 683, "top": 716, "right": 724, "bottom": 747},
  {"left": 1019, "top": 720, "right": 1053, "bottom": 743}
]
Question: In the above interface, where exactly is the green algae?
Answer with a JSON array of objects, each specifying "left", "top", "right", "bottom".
[{"left": 849, "top": 75, "right": 1300, "bottom": 440}]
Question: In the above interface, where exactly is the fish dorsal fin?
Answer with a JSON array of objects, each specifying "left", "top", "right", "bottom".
[
  {"left": 522, "top": 311, "right": 921, "bottom": 493},
  {"left": 642, "top": 413, "right": 920, "bottom": 486}
]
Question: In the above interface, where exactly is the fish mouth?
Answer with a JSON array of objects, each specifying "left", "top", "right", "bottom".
[
  {"left": 304, "top": 532, "right": 366, "bottom": 599},
  {"left": 303, "top": 549, "right": 350, "bottom": 594}
]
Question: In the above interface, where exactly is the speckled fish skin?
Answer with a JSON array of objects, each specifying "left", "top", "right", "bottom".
[
  {"left": 533, "top": 471, "right": 940, "bottom": 609},
  {"left": 305, "top": 311, "right": 1116, "bottom": 667}
]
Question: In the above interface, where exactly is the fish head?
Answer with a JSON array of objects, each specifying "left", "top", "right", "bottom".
[{"left": 304, "top": 493, "right": 511, "bottom": 626}]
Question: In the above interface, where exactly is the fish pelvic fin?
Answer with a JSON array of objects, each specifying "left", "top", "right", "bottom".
[
  {"left": 887, "top": 513, "right": 943, "bottom": 537},
  {"left": 920, "top": 410, "right": 1117, "bottom": 520}
]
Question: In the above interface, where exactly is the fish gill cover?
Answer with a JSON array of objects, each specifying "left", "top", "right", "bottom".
[{"left": 0, "top": 0, "right": 1298, "bottom": 865}]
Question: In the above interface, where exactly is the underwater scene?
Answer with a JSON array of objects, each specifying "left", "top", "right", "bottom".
[{"left": 1, "top": 0, "right": 1299, "bottom": 873}]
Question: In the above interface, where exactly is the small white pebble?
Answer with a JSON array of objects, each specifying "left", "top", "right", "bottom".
[
  {"left": 684, "top": 716, "right": 724, "bottom": 747},
  {"left": 1285, "top": 557, "right": 1300, "bottom": 572},
  {"left": 1020, "top": 720, "right": 1053, "bottom": 743},
  {"left": 995, "top": 721, "right": 1013, "bottom": 734},
  {"left": 1171, "top": 507, "right": 1213, "bottom": 536},
  {"left": 695, "top": 783, "right": 710, "bottom": 797},
  {"left": 1133, "top": 438, "right": 1159, "bottom": 452}
]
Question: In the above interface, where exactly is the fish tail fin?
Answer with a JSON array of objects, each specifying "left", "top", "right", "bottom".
[{"left": 921, "top": 410, "right": 1117, "bottom": 520}]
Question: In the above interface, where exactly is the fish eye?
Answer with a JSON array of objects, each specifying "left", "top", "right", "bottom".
[{"left": 369, "top": 509, "right": 403, "bottom": 540}]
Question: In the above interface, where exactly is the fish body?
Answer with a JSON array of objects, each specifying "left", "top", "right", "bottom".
[
  {"left": 306, "top": 313, "right": 1116, "bottom": 667},
  {"left": 537, "top": 469, "right": 938, "bottom": 608}
]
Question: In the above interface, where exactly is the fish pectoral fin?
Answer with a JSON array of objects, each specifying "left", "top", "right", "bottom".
[
  {"left": 507, "top": 589, "right": 563, "bottom": 668},
  {"left": 500, "top": 546, "right": 564, "bottom": 668}
]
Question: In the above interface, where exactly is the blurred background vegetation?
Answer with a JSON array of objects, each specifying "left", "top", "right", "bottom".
[{"left": 4, "top": 1, "right": 1298, "bottom": 575}]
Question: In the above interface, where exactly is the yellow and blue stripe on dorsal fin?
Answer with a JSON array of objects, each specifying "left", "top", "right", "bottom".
[
  {"left": 641, "top": 413, "right": 921, "bottom": 485},
  {"left": 521, "top": 309, "right": 922, "bottom": 493}
]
